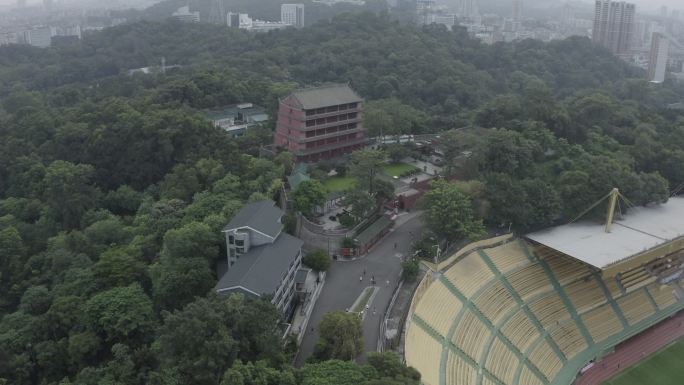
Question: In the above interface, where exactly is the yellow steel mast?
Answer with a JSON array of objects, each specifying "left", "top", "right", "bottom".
[{"left": 604, "top": 188, "right": 620, "bottom": 233}]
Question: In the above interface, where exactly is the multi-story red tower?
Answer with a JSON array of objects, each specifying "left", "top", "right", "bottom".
[{"left": 274, "top": 84, "right": 366, "bottom": 163}]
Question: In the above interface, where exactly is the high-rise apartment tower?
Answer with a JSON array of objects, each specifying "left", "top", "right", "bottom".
[
  {"left": 281, "top": 4, "right": 305, "bottom": 28},
  {"left": 647, "top": 32, "right": 670, "bottom": 83},
  {"left": 592, "top": 0, "right": 636, "bottom": 55},
  {"left": 457, "top": 0, "right": 479, "bottom": 18},
  {"left": 513, "top": 0, "right": 522, "bottom": 22}
]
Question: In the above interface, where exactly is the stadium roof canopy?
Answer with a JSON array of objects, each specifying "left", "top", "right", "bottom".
[{"left": 526, "top": 197, "right": 684, "bottom": 272}]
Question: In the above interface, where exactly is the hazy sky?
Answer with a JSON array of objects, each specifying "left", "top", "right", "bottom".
[
  {"left": 0, "top": 0, "right": 683, "bottom": 14},
  {"left": 631, "top": 0, "right": 684, "bottom": 13}
]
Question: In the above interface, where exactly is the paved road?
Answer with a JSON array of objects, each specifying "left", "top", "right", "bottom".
[{"left": 295, "top": 212, "right": 423, "bottom": 366}]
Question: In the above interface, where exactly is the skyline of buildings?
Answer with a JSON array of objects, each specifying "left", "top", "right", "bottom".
[{"left": 1, "top": 0, "right": 683, "bottom": 82}]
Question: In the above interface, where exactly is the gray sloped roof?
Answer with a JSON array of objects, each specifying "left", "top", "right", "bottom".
[
  {"left": 291, "top": 84, "right": 363, "bottom": 110},
  {"left": 224, "top": 200, "right": 283, "bottom": 238},
  {"left": 216, "top": 233, "right": 303, "bottom": 295}
]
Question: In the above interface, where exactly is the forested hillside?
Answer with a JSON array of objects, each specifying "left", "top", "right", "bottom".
[{"left": 1, "top": 11, "right": 684, "bottom": 385}]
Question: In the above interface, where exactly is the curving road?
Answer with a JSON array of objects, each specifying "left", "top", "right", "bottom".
[{"left": 294, "top": 211, "right": 423, "bottom": 366}]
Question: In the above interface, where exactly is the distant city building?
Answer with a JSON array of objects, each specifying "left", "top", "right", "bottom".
[
  {"left": 203, "top": 103, "right": 269, "bottom": 137},
  {"left": 313, "top": 0, "right": 365, "bottom": 5},
  {"left": 561, "top": 3, "right": 573, "bottom": 25},
  {"left": 207, "top": 0, "right": 226, "bottom": 25},
  {"left": 274, "top": 84, "right": 366, "bottom": 163},
  {"left": 512, "top": 0, "right": 522, "bottom": 22},
  {"left": 568, "top": 18, "right": 594, "bottom": 31},
  {"left": 172, "top": 6, "right": 200, "bottom": 23},
  {"left": 43, "top": 0, "right": 53, "bottom": 10},
  {"left": 16, "top": 0, "right": 26, "bottom": 9},
  {"left": 24, "top": 26, "right": 54, "bottom": 48},
  {"left": 51, "top": 35, "right": 79, "bottom": 46},
  {"left": 228, "top": 12, "right": 290, "bottom": 32},
  {"left": 648, "top": 32, "right": 670, "bottom": 83},
  {"left": 55, "top": 24, "right": 82, "bottom": 40},
  {"left": 430, "top": 14, "right": 456, "bottom": 30},
  {"left": 457, "top": 0, "right": 479, "bottom": 18},
  {"left": 281, "top": 4, "right": 305, "bottom": 28},
  {"left": 227, "top": 12, "right": 241, "bottom": 27},
  {"left": 416, "top": 0, "right": 436, "bottom": 25},
  {"left": 218, "top": 200, "right": 303, "bottom": 313},
  {"left": 510, "top": 0, "right": 522, "bottom": 31},
  {"left": 0, "top": 33, "right": 17, "bottom": 46},
  {"left": 248, "top": 20, "right": 290, "bottom": 32},
  {"left": 128, "top": 58, "right": 181, "bottom": 76},
  {"left": 592, "top": 0, "right": 635, "bottom": 55}
]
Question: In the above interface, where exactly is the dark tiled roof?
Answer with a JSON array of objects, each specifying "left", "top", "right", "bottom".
[
  {"left": 291, "top": 84, "right": 363, "bottom": 110},
  {"left": 287, "top": 171, "right": 310, "bottom": 190},
  {"left": 216, "top": 233, "right": 303, "bottom": 295},
  {"left": 354, "top": 215, "right": 393, "bottom": 246},
  {"left": 224, "top": 200, "right": 283, "bottom": 238},
  {"left": 203, "top": 104, "right": 267, "bottom": 121}
]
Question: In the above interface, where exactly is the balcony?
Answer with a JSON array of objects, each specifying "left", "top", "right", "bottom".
[
  {"left": 298, "top": 106, "right": 362, "bottom": 121},
  {"left": 298, "top": 127, "right": 365, "bottom": 144},
  {"left": 295, "top": 137, "right": 368, "bottom": 156},
  {"left": 278, "top": 116, "right": 362, "bottom": 133},
  {"left": 304, "top": 103, "right": 360, "bottom": 117},
  {"left": 278, "top": 108, "right": 361, "bottom": 127},
  {"left": 302, "top": 116, "right": 362, "bottom": 132}
]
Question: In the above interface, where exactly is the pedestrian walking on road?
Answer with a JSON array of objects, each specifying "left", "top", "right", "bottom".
[
  {"left": 359, "top": 275, "right": 363, "bottom": 282},
  {"left": 394, "top": 242, "right": 397, "bottom": 249},
  {"left": 386, "top": 279, "right": 390, "bottom": 287}
]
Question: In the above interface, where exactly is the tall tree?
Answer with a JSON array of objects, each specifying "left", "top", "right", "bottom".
[
  {"left": 42, "top": 160, "right": 100, "bottom": 229},
  {"left": 82, "top": 283, "right": 155, "bottom": 346},
  {"left": 349, "top": 149, "right": 385, "bottom": 193},
  {"left": 293, "top": 180, "right": 328, "bottom": 218},
  {"left": 316, "top": 312, "right": 364, "bottom": 361},
  {"left": 421, "top": 180, "right": 485, "bottom": 244}
]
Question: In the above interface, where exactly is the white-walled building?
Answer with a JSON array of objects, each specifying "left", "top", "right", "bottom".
[
  {"left": 218, "top": 200, "right": 304, "bottom": 313},
  {"left": 24, "top": 26, "right": 54, "bottom": 48},
  {"left": 172, "top": 6, "right": 200, "bottom": 23}
]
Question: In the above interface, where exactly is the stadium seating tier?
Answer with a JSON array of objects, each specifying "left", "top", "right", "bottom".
[{"left": 405, "top": 239, "right": 684, "bottom": 385}]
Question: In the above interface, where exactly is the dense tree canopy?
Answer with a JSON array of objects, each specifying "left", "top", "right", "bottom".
[{"left": 0, "top": 7, "right": 683, "bottom": 384}]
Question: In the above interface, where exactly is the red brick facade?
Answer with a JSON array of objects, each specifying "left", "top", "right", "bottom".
[{"left": 274, "top": 88, "right": 366, "bottom": 163}]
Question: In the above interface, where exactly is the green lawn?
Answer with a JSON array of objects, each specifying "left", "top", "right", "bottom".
[
  {"left": 352, "top": 287, "right": 376, "bottom": 313},
  {"left": 322, "top": 176, "right": 357, "bottom": 192},
  {"left": 602, "top": 339, "right": 684, "bottom": 385},
  {"left": 381, "top": 162, "right": 418, "bottom": 177}
]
